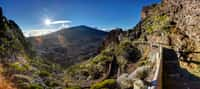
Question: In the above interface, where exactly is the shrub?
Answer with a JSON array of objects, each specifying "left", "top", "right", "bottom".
[
  {"left": 29, "top": 84, "right": 43, "bottom": 89},
  {"left": 90, "top": 79, "right": 117, "bottom": 89},
  {"left": 116, "top": 41, "right": 141, "bottom": 62},
  {"left": 38, "top": 70, "right": 51, "bottom": 77},
  {"left": 12, "top": 74, "right": 32, "bottom": 83},
  {"left": 142, "top": 14, "right": 170, "bottom": 33},
  {"left": 92, "top": 54, "right": 113, "bottom": 64},
  {"left": 65, "top": 86, "right": 81, "bottom": 89},
  {"left": 45, "top": 80, "right": 60, "bottom": 87},
  {"left": 134, "top": 66, "right": 151, "bottom": 79},
  {"left": 117, "top": 74, "right": 133, "bottom": 89},
  {"left": 133, "top": 79, "right": 147, "bottom": 89},
  {"left": 10, "top": 62, "right": 29, "bottom": 72}
]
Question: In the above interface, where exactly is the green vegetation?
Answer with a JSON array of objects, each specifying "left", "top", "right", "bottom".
[
  {"left": 66, "top": 52, "right": 114, "bottom": 81},
  {"left": 13, "top": 74, "right": 32, "bottom": 88},
  {"left": 136, "top": 59, "right": 151, "bottom": 67},
  {"left": 10, "top": 62, "right": 29, "bottom": 72},
  {"left": 65, "top": 86, "right": 81, "bottom": 89},
  {"left": 142, "top": 15, "right": 170, "bottom": 33},
  {"left": 29, "top": 84, "right": 43, "bottom": 89},
  {"left": 115, "top": 40, "right": 141, "bottom": 68},
  {"left": 135, "top": 66, "right": 151, "bottom": 80},
  {"left": 90, "top": 79, "right": 117, "bottom": 89},
  {"left": 13, "top": 74, "right": 32, "bottom": 84},
  {"left": 92, "top": 54, "right": 113, "bottom": 64},
  {"left": 38, "top": 70, "right": 51, "bottom": 77}
]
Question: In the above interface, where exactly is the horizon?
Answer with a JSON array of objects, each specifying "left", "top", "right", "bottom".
[{"left": 0, "top": 0, "right": 161, "bottom": 36}]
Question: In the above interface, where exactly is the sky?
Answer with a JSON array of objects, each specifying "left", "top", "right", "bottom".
[{"left": 0, "top": 0, "right": 161, "bottom": 32}]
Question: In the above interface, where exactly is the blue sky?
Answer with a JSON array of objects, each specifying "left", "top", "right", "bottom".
[{"left": 0, "top": 0, "right": 161, "bottom": 31}]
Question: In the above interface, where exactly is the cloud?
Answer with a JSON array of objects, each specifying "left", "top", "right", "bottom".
[
  {"left": 23, "top": 29, "right": 58, "bottom": 37},
  {"left": 50, "top": 20, "right": 71, "bottom": 25},
  {"left": 45, "top": 19, "right": 72, "bottom": 26},
  {"left": 101, "top": 28, "right": 115, "bottom": 32}
]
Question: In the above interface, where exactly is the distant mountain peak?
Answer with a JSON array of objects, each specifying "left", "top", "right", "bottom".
[
  {"left": 63, "top": 25, "right": 100, "bottom": 31},
  {"left": 28, "top": 25, "right": 107, "bottom": 66}
]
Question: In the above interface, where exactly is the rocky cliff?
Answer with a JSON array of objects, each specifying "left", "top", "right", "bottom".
[{"left": 64, "top": 0, "right": 200, "bottom": 89}]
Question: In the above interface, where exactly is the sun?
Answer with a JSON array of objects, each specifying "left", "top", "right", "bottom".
[{"left": 44, "top": 18, "right": 51, "bottom": 26}]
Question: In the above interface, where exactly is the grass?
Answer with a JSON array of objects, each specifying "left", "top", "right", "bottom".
[
  {"left": 90, "top": 79, "right": 117, "bottom": 89},
  {"left": 65, "top": 86, "right": 81, "bottom": 89},
  {"left": 29, "top": 84, "right": 43, "bottom": 89}
]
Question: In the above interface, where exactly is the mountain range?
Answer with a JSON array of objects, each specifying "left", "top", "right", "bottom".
[{"left": 28, "top": 25, "right": 107, "bottom": 67}]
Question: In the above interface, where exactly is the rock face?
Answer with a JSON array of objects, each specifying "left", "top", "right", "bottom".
[
  {"left": 101, "top": 28, "right": 124, "bottom": 49},
  {"left": 141, "top": 0, "right": 200, "bottom": 54},
  {"left": 140, "top": 0, "right": 200, "bottom": 88},
  {"left": 141, "top": 4, "right": 158, "bottom": 20}
]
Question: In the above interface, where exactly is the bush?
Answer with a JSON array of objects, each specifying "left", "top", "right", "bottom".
[
  {"left": 10, "top": 62, "right": 29, "bottom": 72},
  {"left": 142, "top": 14, "right": 170, "bottom": 33},
  {"left": 134, "top": 66, "right": 151, "bottom": 79},
  {"left": 38, "top": 70, "right": 51, "bottom": 77},
  {"left": 29, "top": 84, "right": 43, "bottom": 89},
  {"left": 117, "top": 74, "right": 133, "bottom": 89},
  {"left": 116, "top": 41, "right": 141, "bottom": 62},
  {"left": 13, "top": 74, "right": 32, "bottom": 83},
  {"left": 45, "top": 80, "right": 60, "bottom": 87},
  {"left": 90, "top": 79, "right": 117, "bottom": 89},
  {"left": 133, "top": 79, "right": 147, "bottom": 89},
  {"left": 92, "top": 54, "right": 113, "bottom": 64},
  {"left": 65, "top": 86, "right": 81, "bottom": 89}
]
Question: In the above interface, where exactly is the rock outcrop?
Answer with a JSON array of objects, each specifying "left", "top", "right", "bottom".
[{"left": 101, "top": 28, "right": 124, "bottom": 48}]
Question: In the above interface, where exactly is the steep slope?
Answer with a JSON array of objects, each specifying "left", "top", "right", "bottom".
[
  {"left": 64, "top": 0, "right": 200, "bottom": 89},
  {"left": 0, "top": 7, "right": 65, "bottom": 89},
  {"left": 0, "top": 7, "right": 32, "bottom": 89},
  {"left": 28, "top": 25, "right": 107, "bottom": 66}
]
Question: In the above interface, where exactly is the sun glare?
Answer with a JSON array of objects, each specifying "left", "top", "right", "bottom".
[{"left": 44, "top": 18, "right": 51, "bottom": 26}]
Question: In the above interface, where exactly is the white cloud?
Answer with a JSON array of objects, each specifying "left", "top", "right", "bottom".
[
  {"left": 44, "top": 19, "right": 72, "bottom": 26},
  {"left": 23, "top": 29, "right": 58, "bottom": 37},
  {"left": 101, "top": 28, "right": 115, "bottom": 32},
  {"left": 50, "top": 20, "right": 71, "bottom": 25},
  {"left": 23, "top": 19, "right": 72, "bottom": 37}
]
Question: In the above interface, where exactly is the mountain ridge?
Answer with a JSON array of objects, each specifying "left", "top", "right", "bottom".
[{"left": 28, "top": 25, "right": 107, "bottom": 67}]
